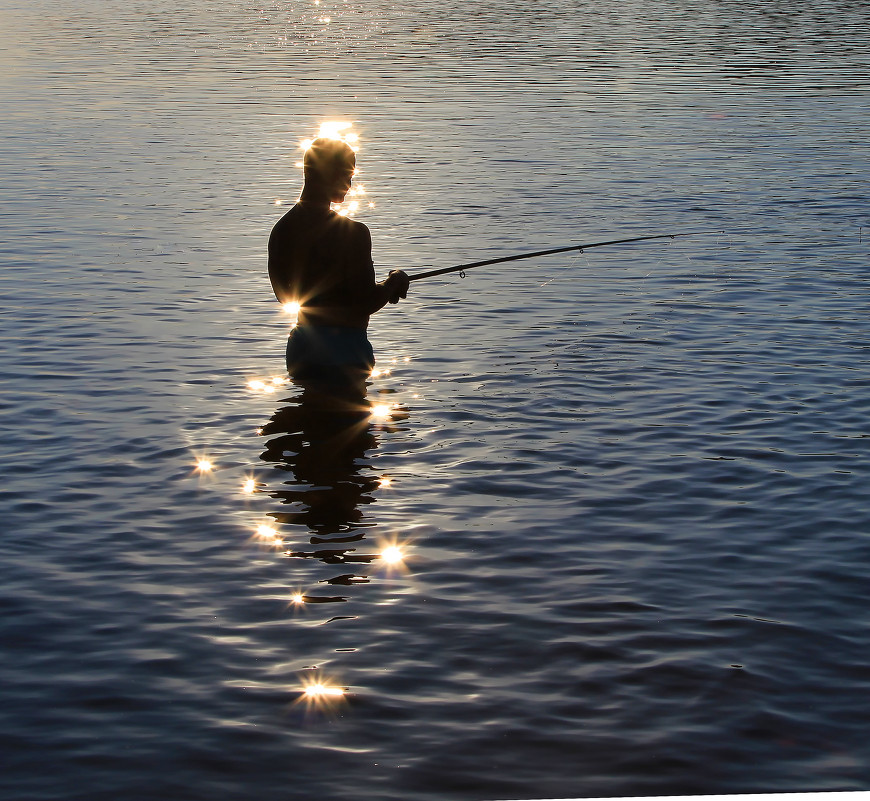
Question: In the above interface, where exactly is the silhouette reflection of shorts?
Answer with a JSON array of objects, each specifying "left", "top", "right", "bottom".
[{"left": 286, "top": 325, "right": 375, "bottom": 379}]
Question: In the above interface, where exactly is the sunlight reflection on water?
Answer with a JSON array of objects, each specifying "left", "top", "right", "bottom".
[{"left": 1, "top": 0, "right": 869, "bottom": 799}]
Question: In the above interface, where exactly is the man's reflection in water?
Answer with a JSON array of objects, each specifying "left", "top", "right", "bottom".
[{"left": 259, "top": 372, "right": 381, "bottom": 562}]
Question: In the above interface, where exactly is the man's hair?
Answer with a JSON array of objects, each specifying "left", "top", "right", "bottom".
[{"left": 303, "top": 137, "right": 355, "bottom": 182}]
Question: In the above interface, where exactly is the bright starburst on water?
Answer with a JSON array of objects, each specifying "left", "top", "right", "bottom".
[
  {"left": 254, "top": 523, "right": 282, "bottom": 546},
  {"left": 297, "top": 674, "right": 348, "bottom": 712},
  {"left": 370, "top": 403, "right": 393, "bottom": 419},
  {"left": 300, "top": 121, "right": 358, "bottom": 151},
  {"left": 305, "top": 683, "right": 344, "bottom": 697},
  {"left": 381, "top": 545, "right": 404, "bottom": 565}
]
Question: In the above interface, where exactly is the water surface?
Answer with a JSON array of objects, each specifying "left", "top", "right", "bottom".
[{"left": 1, "top": 1, "right": 869, "bottom": 799}]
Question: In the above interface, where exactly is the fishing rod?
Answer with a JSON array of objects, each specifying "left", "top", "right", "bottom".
[{"left": 408, "top": 231, "right": 710, "bottom": 282}]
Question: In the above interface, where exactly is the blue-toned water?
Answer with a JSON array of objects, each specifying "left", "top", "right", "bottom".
[{"left": 1, "top": 1, "right": 869, "bottom": 799}]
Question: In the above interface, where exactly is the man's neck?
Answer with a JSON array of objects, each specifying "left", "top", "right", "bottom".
[{"left": 298, "top": 186, "right": 333, "bottom": 212}]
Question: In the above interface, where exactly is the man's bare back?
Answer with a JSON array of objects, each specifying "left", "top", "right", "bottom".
[
  {"left": 268, "top": 136, "right": 409, "bottom": 377},
  {"left": 269, "top": 202, "right": 387, "bottom": 330}
]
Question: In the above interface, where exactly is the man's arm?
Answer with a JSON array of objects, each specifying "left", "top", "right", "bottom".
[
  {"left": 267, "top": 224, "right": 294, "bottom": 305},
  {"left": 348, "top": 223, "right": 409, "bottom": 314}
]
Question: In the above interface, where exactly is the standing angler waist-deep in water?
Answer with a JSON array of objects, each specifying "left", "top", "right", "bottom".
[{"left": 268, "top": 136, "right": 410, "bottom": 381}]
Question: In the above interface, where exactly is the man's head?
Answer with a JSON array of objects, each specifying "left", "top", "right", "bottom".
[{"left": 303, "top": 137, "right": 356, "bottom": 203}]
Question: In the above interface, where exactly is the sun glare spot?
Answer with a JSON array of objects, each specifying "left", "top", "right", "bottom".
[
  {"left": 283, "top": 301, "right": 301, "bottom": 315},
  {"left": 370, "top": 403, "right": 392, "bottom": 419},
  {"left": 291, "top": 592, "right": 305, "bottom": 604},
  {"left": 248, "top": 379, "right": 266, "bottom": 391},
  {"left": 318, "top": 120, "right": 352, "bottom": 140},
  {"left": 196, "top": 459, "right": 213, "bottom": 473},
  {"left": 379, "top": 477, "right": 392, "bottom": 488},
  {"left": 305, "top": 683, "right": 344, "bottom": 698},
  {"left": 255, "top": 524, "right": 282, "bottom": 545},
  {"left": 297, "top": 673, "right": 348, "bottom": 709},
  {"left": 381, "top": 545, "right": 404, "bottom": 565},
  {"left": 242, "top": 478, "right": 256, "bottom": 494}
]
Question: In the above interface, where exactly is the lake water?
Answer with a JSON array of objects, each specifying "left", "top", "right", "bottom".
[{"left": 2, "top": 1, "right": 869, "bottom": 799}]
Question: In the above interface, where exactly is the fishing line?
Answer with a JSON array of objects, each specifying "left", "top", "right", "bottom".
[{"left": 538, "top": 248, "right": 587, "bottom": 288}]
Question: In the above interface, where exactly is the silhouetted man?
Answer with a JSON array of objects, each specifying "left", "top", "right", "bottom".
[{"left": 268, "top": 137, "right": 410, "bottom": 380}]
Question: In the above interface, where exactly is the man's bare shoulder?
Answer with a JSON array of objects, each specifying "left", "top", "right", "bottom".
[
  {"left": 318, "top": 212, "right": 372, "bottom": 247},
  {"left": 344, "top": 215, "right": 371, "bottom": 241},
  {"left": 269, "top": 205, "right": 305, "bottom": 240},
  {"left": 270, "top": 206, "right": 370, "bottom": 238}
]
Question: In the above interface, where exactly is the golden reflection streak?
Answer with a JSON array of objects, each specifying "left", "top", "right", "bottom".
[
  {"left": 305, "top": 683, "right": 343, "bottom": 697},
  {"left": 247, "top": 377, "right": 285, "bottom": 394},
  {"left": 296, "top": 673, "right": 348, "bottom": 711}
]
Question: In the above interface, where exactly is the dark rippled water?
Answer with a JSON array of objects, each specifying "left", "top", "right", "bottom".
[{"left": 2, "top": 1, "right": 869, "bottom": 799}]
